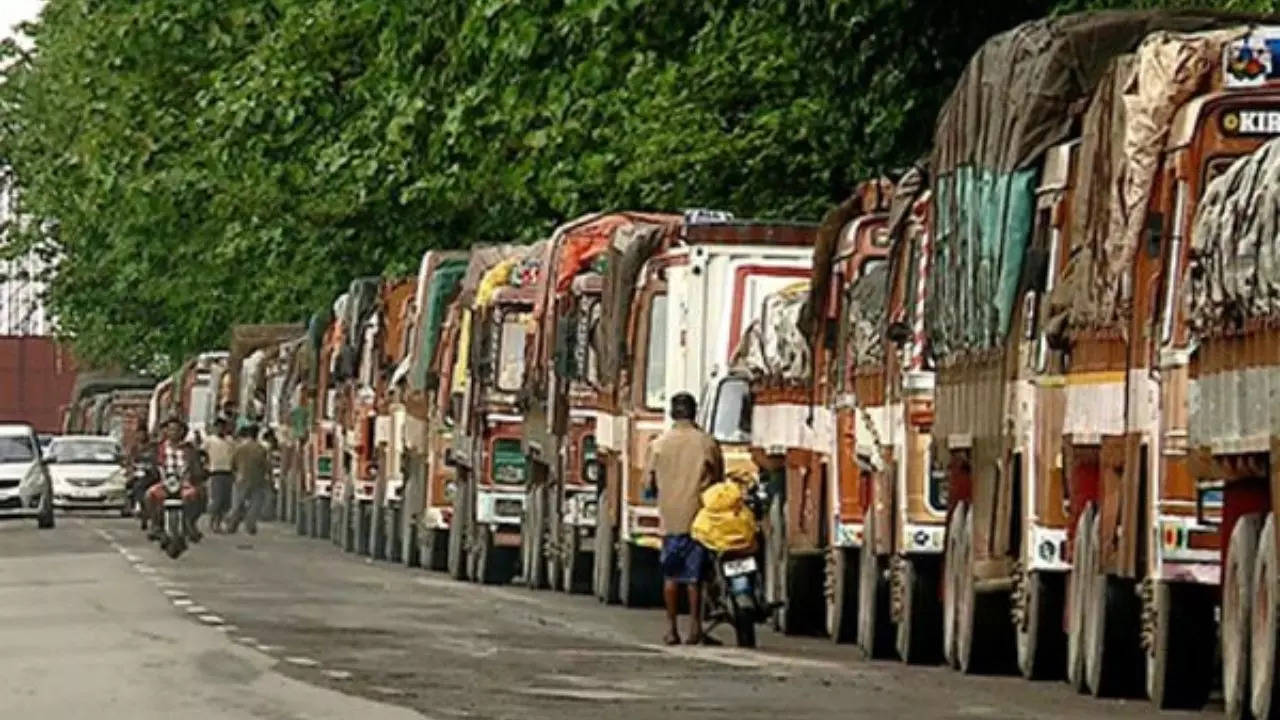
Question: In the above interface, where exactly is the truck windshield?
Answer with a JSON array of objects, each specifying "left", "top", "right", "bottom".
[
  {"left": 709, "top": 377, "right": 752, "bottom": 444},
  {"left": 496, "top": 319, "right": 526, "bottom": 392},
  {"left": 644, "top": 294, "right": 668, "bottom": 411},
  {"left": 0, "top": 435, "right": 35, "bottom": 463},
  {"left": 189, "top": 384, "right": 213, "bottom": 429}
]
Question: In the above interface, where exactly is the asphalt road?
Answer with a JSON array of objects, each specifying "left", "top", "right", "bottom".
[{"left": 0, "top": 514, "right": 1208, "bottom": 719}]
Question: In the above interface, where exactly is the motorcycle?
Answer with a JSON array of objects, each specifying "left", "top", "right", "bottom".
[
  {"left": 702, "top": 482, "right": 774, "bottom": 648},
  {"left": 156, "top": 471, "right": 188, "bottom": 559},
  {"left": 127, "top": 459, "right": 158, "bottom": 528}
]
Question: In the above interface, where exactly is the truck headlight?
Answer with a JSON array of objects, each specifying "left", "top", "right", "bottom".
[{"left": 583, "top": 459, "right": 602, "bottom": 484}]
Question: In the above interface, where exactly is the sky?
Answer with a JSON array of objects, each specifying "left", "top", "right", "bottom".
[{"left": 0, "top": 0, "right": 42, "bottom": 43}]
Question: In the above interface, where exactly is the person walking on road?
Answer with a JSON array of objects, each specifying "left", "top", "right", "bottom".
[
  {"left": 226, "top": 424, "right": 271, "bottom": 535},
  {"left": 644, "top": 392, "right": 724, "bottom": 646},
  {"left": 204, "top": 418, "right": 235, "bottom": 533}
]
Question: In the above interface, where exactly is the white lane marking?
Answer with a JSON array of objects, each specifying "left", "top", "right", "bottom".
[
  {"left": 172, "top": 598, "right": 194, "bottom": 607},
  {"left": 285, "top": 656, "right": 320, "bottom": 668},
  {"left": 124, "top": 554, "right": 141, "bottom": 563},
  {"left": 163, "top": 589, "right": 188, "bottom": 598},
  {"left": 323, "top": 669, "right": 353, "bottom": 680},
  {"left": 237, "top": 637, "right": 259, "bottom": 645},
  {"left": 135, "top": 565, "right": 157, "bottom": 574},
  {"left": 198, "top": 615, "right": 225, "bottom": 625},
  {"left": 255, "top": 644, "right": 280, "bottom": 653},
  {"left": 185, "top": 605, "right": 208, "bottom": 614}
]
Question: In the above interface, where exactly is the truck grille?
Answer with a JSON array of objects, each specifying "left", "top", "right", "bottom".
[{"left": 494, "top": 498, "right": 523, "bottom": 518}]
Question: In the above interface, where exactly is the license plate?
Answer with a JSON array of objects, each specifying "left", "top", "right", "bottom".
[{"left": 723, "top": 557, "right": 757, "bottom": 577}]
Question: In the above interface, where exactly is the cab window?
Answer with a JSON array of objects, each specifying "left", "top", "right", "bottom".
[{"left": 643, "top": 294, "right": 668, "bottom": 411}]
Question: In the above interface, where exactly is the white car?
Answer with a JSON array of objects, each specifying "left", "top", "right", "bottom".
[
  {"left": 45, "top": 435, "right": 128, "bottom": 515},
  {"left": 0, "top": 423, "right": 54, "bottom": 528}
]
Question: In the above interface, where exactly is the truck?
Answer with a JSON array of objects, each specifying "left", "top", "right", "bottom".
[
  {"left": 309, "top": 289, "right": 358, "bottom": 541},
  {"left": 1028, "top": 24, "right": 1280, "bottom": 714},
  {"left": 915, "top": 10, "right": 1275, "bottom": 703},
  {"left": 384, "top": 251, "right": 467, "bottom": 566},
  {"left": 590, "top": 213, "right": 815, "bottom": 607},
  {"left": 446, "top": 245, "right": 541, "bottom": 584},
  {"left": 63, "top": 373, "right": 154, "bottom": 463},
  {"left": 0, "top": 335, "right": 76, "bottom": 435},
  {"left": 225, "top": 324, "right": 304, "bottom": 429},
  {"left": 148, "top": 351, "right": 227, "bottom": 439},
  {"left": 520, "top": 213, "right": 677, "bottom": 593},
  {"left": 728, "top": 182, "right": 893, "bottom": 640}
]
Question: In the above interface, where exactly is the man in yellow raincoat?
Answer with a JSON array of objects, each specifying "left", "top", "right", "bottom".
[{"left": 644, "top": 392, "right": 723, "bottom": 645}]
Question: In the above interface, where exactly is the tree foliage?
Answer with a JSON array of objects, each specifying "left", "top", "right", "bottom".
[{"left": 0, "top": 0, "right": 1275, "bottom": 369}]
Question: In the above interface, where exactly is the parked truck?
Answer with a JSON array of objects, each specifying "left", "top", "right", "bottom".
[
  {"left": 446, "top": 245, "right": 542, "bottom": 584},
  {"left": 310, "top": 291, "right": 357, "bottom": 541},
  {"left": 385, "top": 251, "right": 467, "bottom": 566},
  {"left": 918, "top": 10, "right": 1274, "bottom": 704},
  {"left": 0, "top": 335, "right": 76, "bottom": 434},
  {"left": 520, "top": 213, "right": 677, "bottom": 593},
  {"left": 590, "top": 213, "right": 815, "bottom": 606},
  {"left": 729, "top": 182, "right": 892, "bottom": 640}
]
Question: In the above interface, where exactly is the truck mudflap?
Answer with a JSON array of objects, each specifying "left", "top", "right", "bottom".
[{"left": 1024, "top": 523, "right": 1069, "bottom": 572}]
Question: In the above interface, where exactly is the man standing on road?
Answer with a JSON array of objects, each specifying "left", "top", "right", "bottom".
[
  {"left": 226, "top": 424, "right": 271, "bottom": 535},
  {"left": 644, "top": 392, "right": 724, "bottom": 645},
  {"left": 204, "top": 418, "right": 235, "bottom": 533}
]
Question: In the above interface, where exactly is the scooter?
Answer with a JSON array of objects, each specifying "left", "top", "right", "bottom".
[
  {"left": 156, "top": 471, "right": 188, "bottom": 559},
  {"left": 703, "top": 483, "right": 774, "bottom": 648}
]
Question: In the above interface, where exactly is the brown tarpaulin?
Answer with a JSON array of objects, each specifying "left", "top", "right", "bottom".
[{"left": 596, "top": 223, "right": 673, "bottom": 382}]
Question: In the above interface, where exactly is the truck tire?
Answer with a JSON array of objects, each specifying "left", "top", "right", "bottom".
[
  {"left": 955, "top": 503, "right": 1014, "bottom": 674},
  {"left": 1084, "top": 512, "right": 1143, "bottom": 698},
  {"left": 1016, "top": 570, "right": 1065, "bottom": 680},
  {"left": 421, "top": 527, "right": 448, "bottom": 571},
  {"left": 898, "top": 556, "right": 942, "bottom": 664},
  {"left": 316, "top": 496, "right": 331, "bottom": 539},
  {"left": 447, "top": 491, "right": 468, "bottom": 581},
  {"left": 592, "top": 497, "right": 619, "bottom": 604},
  {"left": 562, "top": 522, "right": 590, "bottom": 594},
  {"left": 857, "top": 511, "right": 893, "bottom": 658},
  {"left": 1066, "top": 505, "right": 1094, "bottom": 692},
  {"left": 825, "top": 545, "right": 857, "bottom": 643},
  {"left": 619, "top": 541, "right": 659, "bottom": 608},
  {"left": 1146, "top": 581, "right": 1213, "bottom": 709},
  {"left": 368, "top": 501, "right": 386, "bottom": 559},
  {"left": 295, "top": 494, "right": 308, "bottom": 536},
  {"left": 1225, "top": 513, "right": 1261, "bottom": 720},
  {"left": 384, "top": 504, "right": 402, "bottom": 563},
  {"left": 943, "top": 502, "right": 969, "bottom": 668},
  {"left": 475, "top": 526, "right": 516, "bottom": 585},
  {"left": 524, "top": 486, "right": 548, "bottom": 590},
  {"left": 353, "top": 501, "right": 370, "bottom": 556},
  {"left": 1252, "top": 515, "right": 1280, "bottom": 720}
]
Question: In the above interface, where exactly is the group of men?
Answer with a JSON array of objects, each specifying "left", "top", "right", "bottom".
[{"left": 137, "top": 415, "right": 273, "bottom": 542}]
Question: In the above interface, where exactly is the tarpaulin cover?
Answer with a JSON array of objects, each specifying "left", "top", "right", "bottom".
[
  {"left": 336, "top": 278, "right": 380, "bottom": 380},
  {"left": 929, "top": 10, "right": 1262, "bottom": 353},
  {"left": 477, "top": 242, "right": 545, "bottom": 308},
  {"left": 845, "top": 263, "right": 890, "bottom": 367},
  {"left": 408, "top": 255, "right": 467, "bottom": 393},
  {"left": 690, "top": 479, "right": 758, "bottom": 553},
  {"left": 800, "top": 181, "right": 893, "bottom": 336},
  {"left": 1189, "top": 136, "right": 1280, "bottom": 330},
  {"left": 596, "top": 223, "right": 671, "bottom": 382},
  {"left": 227, "top": 323, "right": 304, "bottom": 398},
  {"left": 457, "top": 246, "right": 523, "bottom": 305},
  {"left": 729, "top": 282, "right": 812, "bottom": 386},
  {"left": 1052, "top": 28, "right": 1242, "bottom": 331},
  {"left": 69, "top": 372, "right": 155, "bottom": 405}
]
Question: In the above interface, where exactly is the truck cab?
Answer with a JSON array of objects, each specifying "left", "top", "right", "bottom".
[{"left": 592, "top": 213, "right": 816, "bottom": 606}]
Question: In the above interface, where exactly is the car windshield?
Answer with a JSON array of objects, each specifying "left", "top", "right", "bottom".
[
  {"left": 709, "top": 377, "right": 752, "bottom": 444},
  {"left": 0, "top": 435, "right": 36, "bottom": 463},
  {"left": 48, "top": 439, "right": 120, "bottom": 464}
]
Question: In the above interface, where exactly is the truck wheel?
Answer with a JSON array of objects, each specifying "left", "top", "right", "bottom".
[
  {"left": 402, "top": 510, "right": 420, "bottom": 568},
  {"left": 898, "top": 556, "right": 942, "bottom": 664},
  {"left": 316, "top": 497, "right": 331, "bottom": 539},
  {"left": 619, "top": 541, "right": 658, "bottom": 608},
  {"left": 825, "top": 545, "right": 857, "bottom": 643},
  {"left": 943, "top": 502, "right": 969, "bottom": 668},
  {"left": 955, "top": 503, "right": 1014, "bottom": 674},
  {"left": 1252, "top": 515, "right": 1280, "bottom": 720},
  {"left": 1066, "top": 506, "right": 1094, "bottom": 691},
  {"left": 475, "top": 526, "right": 516, "bottom": 585},
  {"left": 385, "top": 505, "right": 402, "bottom": 563},
  {"left": 592, "top": 497, "right": 619, "bottom": 604},
  {"left": 447, "top": 492, "right": 468, "bottom": 581},
  {"left": 1016, "top": 570, "right": 1065, "bottom": 680},
  {"left": 1084, "top": 512, "right": 1143, "bottom": 697},
  {"left": 562, "top": 522, "right": 589, "bottom": 594},
  {"left": 766, "top": 497, "right": 790, "bottom": 632},
  {"left": 1146, "top": 581, "right": 1213, "bottom": 709},
  {"left": 1225, "top": 513, "right": 1262, "bottom": 720},
  {"left": 857, "top": 511, "right": 893, "bottom": 658},
  {"left": 295, "top": 495, "right": 308, "bottom": 536},
  {"left": 369, "top": 502, "right": 386, "bottom": 560},
  {"left": 524, "top": 487, "right": 548, "bottom": 590}
]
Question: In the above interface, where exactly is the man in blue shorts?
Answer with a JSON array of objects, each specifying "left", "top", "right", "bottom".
[{"left": 645, "top": 392, "right": 724, "bottom": 645}]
